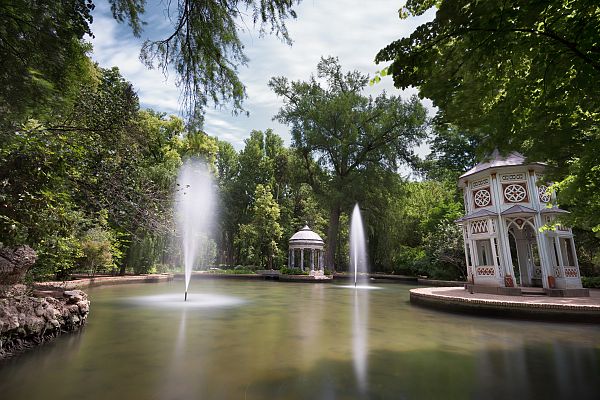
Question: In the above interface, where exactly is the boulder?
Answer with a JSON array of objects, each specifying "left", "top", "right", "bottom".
[{"left": 0, "top": 246, "right": 37, "bottom": 286}]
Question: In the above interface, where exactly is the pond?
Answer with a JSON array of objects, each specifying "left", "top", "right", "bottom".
[{"left": 1, "top": 280, "right": 599, "bottom": 399}]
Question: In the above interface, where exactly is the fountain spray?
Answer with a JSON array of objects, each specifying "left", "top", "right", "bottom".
[
  {"left": 354, "top": 243, "right": 358, "bottom": 287},
  {"left": 176, "top": 159, "right": 216, "bottom": 302},
  {"left": 350, "top": 203, "right": 367, "bottom": 288}
]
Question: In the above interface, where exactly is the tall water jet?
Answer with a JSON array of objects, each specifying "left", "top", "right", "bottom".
[
  {"left": 350, "top": 203, "right": 368, "bottom": 287},
  {"left": 176, "top": 159, "right": 217, "bottom": 301}
]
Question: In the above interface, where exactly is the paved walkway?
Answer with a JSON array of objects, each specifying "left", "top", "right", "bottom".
[
  {"left": 410, "top": 286, "right": 600, "bottom": 322},
  {"left": 34, "top": 274, "right": 173, "bottom": 290}
]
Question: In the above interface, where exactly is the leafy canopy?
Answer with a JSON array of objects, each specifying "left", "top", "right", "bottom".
[
  {"left": 376, "top": 0, "right": 600, "bottom": 231},
  {"left": 270, "top": 56, "right": 428, "bottom": 268},
  {"left": 114, "top": 0, "right": 300, "bottom": 118}
]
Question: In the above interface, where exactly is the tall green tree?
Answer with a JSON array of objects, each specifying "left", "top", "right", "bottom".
[
  {"left": 270, "top": 57, "right": 428, "bottom": 269},
  {"left": 236, "top": 184, "right": 283, "bottom": 269},
  {"left": 376, "top": 0, "right": 600, "bottom": 232}
]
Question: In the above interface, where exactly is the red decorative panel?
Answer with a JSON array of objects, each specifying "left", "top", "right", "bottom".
[
  {"left": 473, "top": 188, "right": 492, "bottom": 208},
  {"left": 503, "top": 183, "right": 528, "bottom": 203}
]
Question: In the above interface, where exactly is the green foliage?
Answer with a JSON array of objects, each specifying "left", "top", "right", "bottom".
[
  {"left": 376, "top": 0, "right": 600, "bottom": 233},
  {"left": 0, "top": 0, "right": 95, "bottom": 125},
  {"left": 130, "top": 0, "right": 299, "bottom": 118},
  {"left": 0, "top": 61, "right": 191, "bottom": 278},
  {"left": 206, "top": 267, "right": 256, "bottom": 275},
  {"left": 581, "top": 277, "right": 600, "bottom": 289},
  {"left": 370, "top": 180, "right": 465, "bottom": 279},
  {"left": 80, "top": 226, "right": 119, "bottom": 276},
  {"left": 423, "top": 222, "right": 466, "bottom": 280},
  {"left": 280, "top": 267, "right": 309, "bottom": 275},
  {"left": 270, "top": 56, "right": 428, "bottom": 269},
  {"left": 235, "top": 184, "right": 283, "bottom": 269}
]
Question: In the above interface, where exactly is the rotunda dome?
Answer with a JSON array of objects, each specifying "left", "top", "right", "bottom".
[{"left": 289, "top": 225, "right": 324, "bottom": 246}]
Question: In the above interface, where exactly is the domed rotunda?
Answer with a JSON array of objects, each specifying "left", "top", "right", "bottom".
[{"left": 288, "top": 225, "right": 325, "bottom": 272}]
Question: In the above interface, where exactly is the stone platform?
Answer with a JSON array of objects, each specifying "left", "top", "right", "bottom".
[
  {"left": 410, "top": 286, "right": 600, "bottom": 323},
  {"left": 35, "top": 273, "right": 173, "bottom": 290}
]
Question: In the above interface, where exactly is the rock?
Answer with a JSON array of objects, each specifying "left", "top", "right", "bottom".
[
  {"left": 77, "top": 301, "right": 89, "bottom": 314},
  {"left": 64, "top": 290, "right": 84, "bottom": 304},
  {"left": 0, "top": 285, "right": 90, "bottom": 359},
  {"left": 0, "top": 246, "right": 37, "bottom": 285},
  {"left": 66, "top": 304, "right": 79, "bottom": 313},
  {"left": 34, "top": 306, "right": 45, "bottom": 317},
  {"left": 0, "top": 284, "right": 29, "bottom": 298}
]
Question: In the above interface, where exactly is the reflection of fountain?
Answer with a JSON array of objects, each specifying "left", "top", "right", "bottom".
[
  {"left": 176, "top": 159, "right": 216, "bottom": 301},
  {"left": 353, "top": 289, "right": 369, "bottom": 393},
  {"left": 350, "top": 203, "right": 369, "bottom": 288}
]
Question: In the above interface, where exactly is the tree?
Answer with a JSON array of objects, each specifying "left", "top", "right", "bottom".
[
  {"left": 236, "top": 184, "right": 283, "bottom": 269},
  {"left": 419, "top": 125, "right": 479, "bottom": 182},
  {"left": 376, "top": 0, "right": 600, "bottom": 232},
  {"left": 0, "top": 64, "right": 189, "bottom": 278},
  {"left": 1, "top": 1, "right": 300, "bottom": 121},
  {"left": 0, "top": 0, "right": 95, "bottom": 127},
  {"left": 80, "top": 226, "right": 119, "bottom": 276},
  {"left": 134, "top": 0, "right": 299, "bottom": 117},
  {"left": 216, "top": 129, "right": 291, "bottom": 265},
  {"left": 270, "top": 57, "right": 428, "bottom": 269}
]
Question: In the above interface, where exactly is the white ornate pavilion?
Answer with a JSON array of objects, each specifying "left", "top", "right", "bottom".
[
  {"left": 288, "top": 225, "right": 325, "bottom": 273},
  {"left": 456, "top": 151, "right": 585, "bottom": 294}
]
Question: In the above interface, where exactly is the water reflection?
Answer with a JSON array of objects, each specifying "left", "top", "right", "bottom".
[
  {"left": 0, "top": 281, "right": 598, "bottom": 400},
  {"left": 352, "top": 288, "right": 369, "bottom": 394}
]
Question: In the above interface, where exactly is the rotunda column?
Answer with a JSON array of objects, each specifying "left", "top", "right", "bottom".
[
  {"left": 300, "top": 249, "right": 304, "bottom": 271},
  {"left": 320, "top": 250, "right": 324, "bottom": 272}
]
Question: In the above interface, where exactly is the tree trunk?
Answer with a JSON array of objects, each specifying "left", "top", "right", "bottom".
[{"left": 325, "top": 203, "right": 341, "bottom": 271}]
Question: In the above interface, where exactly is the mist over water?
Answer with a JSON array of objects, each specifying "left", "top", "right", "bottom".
[{"left": 176, "top": 159, "right": 217, "bottom": 296}]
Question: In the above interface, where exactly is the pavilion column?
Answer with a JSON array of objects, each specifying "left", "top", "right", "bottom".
[
  {"left": 310, "top": 249, "right": 315, "bottom": 271},
  {"left": 288, "top": 249, "right": 291, "bottom": 268},
  {"left": 320, "top": 251, "right": 324, "bottom": 271},
  {"left": 300, "top": 249, "right": 304, "bottom": 271},
  {"left": 291, "top": 248, "right": 295, "bottom": 268}
]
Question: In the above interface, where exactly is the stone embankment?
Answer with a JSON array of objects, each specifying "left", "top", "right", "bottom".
[{"left": 0, "top": 285, "right": 90, "bottom": 359}]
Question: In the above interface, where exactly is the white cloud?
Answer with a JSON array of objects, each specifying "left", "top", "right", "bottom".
[{"left": 89, "top": 0, "right": 435, "bottom": 152}]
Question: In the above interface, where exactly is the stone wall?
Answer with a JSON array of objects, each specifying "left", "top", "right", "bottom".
[{"left": 0, "top": 285, "right": 90, "bottom": 359}]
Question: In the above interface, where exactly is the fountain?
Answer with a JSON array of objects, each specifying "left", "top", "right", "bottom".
[
  {"left": 176, "top": 159, "right": 217, "bottom": 301},
  {"left": 350, "top": 203, "right": 369, "bottom": 288}
]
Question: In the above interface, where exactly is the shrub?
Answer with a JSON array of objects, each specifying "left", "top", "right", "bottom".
[
  {"left": 581, "top": 276, "right": 600, "bottom": 288},
  {"left": 280, "top": 267, "right": 308, "bottom": 275}
]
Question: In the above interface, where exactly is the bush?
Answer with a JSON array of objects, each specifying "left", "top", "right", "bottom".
[
  {"left": 581, "top": 276, "right": 600, "bottom": 288},
  {"left": 205, "top": 267, "right": 256, "bottom": 274},
  {"left": 280, "top": 267, "right": 308, "bottom": 275}
]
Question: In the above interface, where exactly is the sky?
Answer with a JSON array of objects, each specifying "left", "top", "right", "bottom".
[{"left": 89, "top": 0, "right": 435, "bottom": 152}]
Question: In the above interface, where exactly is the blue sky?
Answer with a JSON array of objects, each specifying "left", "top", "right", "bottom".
[{"left": 89, "top": 1, "right": 435, "bottom": 152}]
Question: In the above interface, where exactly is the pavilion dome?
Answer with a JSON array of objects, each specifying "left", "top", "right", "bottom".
[
  {"left": 458, "top": 150, "right": 545, "bottom": 187},
  {"left": 289, "top": 225, "right": 324, "bottom": 246}
]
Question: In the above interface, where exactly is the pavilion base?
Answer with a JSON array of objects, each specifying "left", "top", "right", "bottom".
[
  {"left": 466, "top": 284, "right": 590, "bottom": 297},
  {"left": 466, "top": 284, "right": 523, "bottom": 296},
  {"left": 544, "top": 288, "right": 590, "bottom": 297}
]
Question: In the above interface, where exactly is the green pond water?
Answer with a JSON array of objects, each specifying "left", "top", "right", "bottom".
[{"left": 1, "top": 280, "right": 599, "bottom": 399}]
